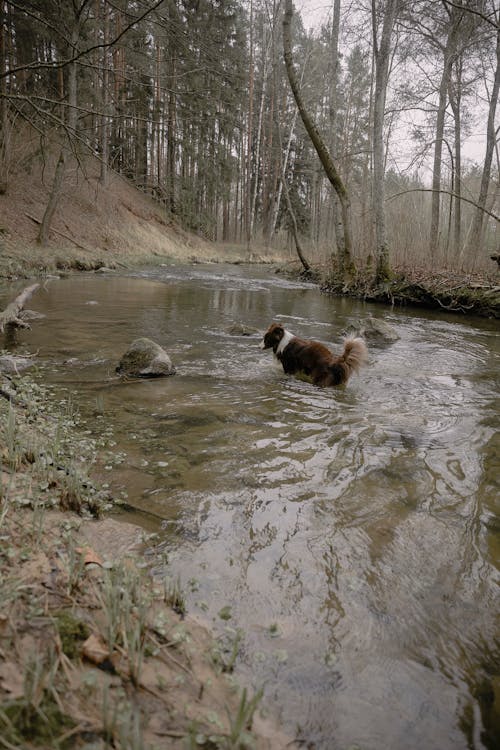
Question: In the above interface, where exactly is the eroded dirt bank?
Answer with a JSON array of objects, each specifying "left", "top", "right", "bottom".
[{"left": 321, "top": 267, "right": 500, "bottom": 318}]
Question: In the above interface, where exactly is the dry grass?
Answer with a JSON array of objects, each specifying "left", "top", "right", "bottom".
[{"left": 0, "top": 124, "right": 289, "bottom": 280}]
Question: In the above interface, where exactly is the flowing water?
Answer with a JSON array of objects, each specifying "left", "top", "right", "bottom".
[{"left": 2, "top": 264, "right": 499, "bottom": 749}]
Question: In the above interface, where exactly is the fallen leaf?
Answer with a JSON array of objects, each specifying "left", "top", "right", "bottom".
[
  {"left": 81, "top": 633, "right": 110, "bottom": 665},
  {"left": 75, "top": 546, "right": 103, "bottom": 567},
  {"left": 0, "top": 660, "right": 25, "bottom": 699}
]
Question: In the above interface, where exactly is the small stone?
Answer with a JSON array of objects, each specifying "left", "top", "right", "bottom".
[
  {"left": 225, "top": 322, "right": 259, "bottom": 336},
  {"left": 343, "top": 317, "right": 399, "bottom": 343}
]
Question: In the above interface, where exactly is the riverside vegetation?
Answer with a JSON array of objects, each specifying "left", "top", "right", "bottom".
[{"left": 0, "top": 375, "right": 288, "bottom": 750}]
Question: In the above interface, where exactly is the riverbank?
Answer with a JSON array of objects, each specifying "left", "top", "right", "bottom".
[
  {"left": 2, "top": 236, "right": 498, "bottom": 320},
  {"left": 0, "top": 377, "right": 289, "bottom": 749},
  {"left": 1, "top": 157, "right": 497, "bottom": 317},
  {"left": 274, "top": 261, "right": 500, "bottom": 319},
  {"left": 0, "top": 158, "right": 287, "bottom": 282},
  {"left": 324, "top": 266, "right": 500, "bottom": 319}
]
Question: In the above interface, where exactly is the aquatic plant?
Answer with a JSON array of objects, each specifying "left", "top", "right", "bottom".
[{"left": 226, "top": 687, "right": 263, "bottom": 749}]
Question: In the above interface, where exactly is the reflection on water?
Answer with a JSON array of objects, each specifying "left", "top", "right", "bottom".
[{"left": 3, "top": 264, "right": 499, "bottom": 750}]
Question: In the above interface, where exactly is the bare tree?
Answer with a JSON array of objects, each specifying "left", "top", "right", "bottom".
[
  {"left": 245, "top": 0, "right": 255, "bottom": 249},
  {"left": 428, "top": 3, "right": 464, "bottom": 258},
  {"left": 447, "top": 53, "right": 463, "bottom": 254},
  {"left": 99, "top": 0, "right": 110, "bottom": 186},
  {"left": 371, "top": 0, "right": 401, "bottom": 281},
  {"left": 283, "top": 0, "right": 354, "bottom": 279},
  {"left": 468, "top": 8, "right": 500, "bottom": 255},
  {"left": 38, "top": 1, "right": 89, "bottom": 245},
  {"left": 328, "top": 0, "right": 345, "bottom": 265}
]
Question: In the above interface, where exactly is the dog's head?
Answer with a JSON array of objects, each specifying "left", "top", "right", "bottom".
[{"left": 260, "top": 322, "right": 286, "bottom": 352}]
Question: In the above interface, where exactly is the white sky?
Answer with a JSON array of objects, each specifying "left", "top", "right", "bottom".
[
  {"left": 295, "top": 0, "right": 490, "bottom": 168},
  {"left": 296, "top": 0, "right": 331, "bottom": 30}
]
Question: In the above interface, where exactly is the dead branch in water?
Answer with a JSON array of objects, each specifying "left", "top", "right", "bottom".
[{"left": 0, "top": 283, "right": 40, "bottom": 332}]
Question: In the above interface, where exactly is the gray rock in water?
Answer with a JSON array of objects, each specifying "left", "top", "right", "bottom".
[
  {"left": 343, "top": 317, "right": 399, "bottom": 343},
  {"left": 226, "top": 322, "right": 259, "bottom": 336},
  {"left": 116, "top": 338, "right": 176, "bottom": 377}
]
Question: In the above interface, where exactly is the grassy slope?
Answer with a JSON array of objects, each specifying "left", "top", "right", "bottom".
[{"left": 0, "top": 131, "right": 286, "bottom": 279}]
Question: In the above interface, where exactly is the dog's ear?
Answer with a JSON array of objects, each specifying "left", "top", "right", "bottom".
[
  {"left": 268, "top": 322, "right": 284, "bottom": 337},
  {"left": 260, "top": 324, "right": 270, "bottom": 349},
  {"left": 272, "top": 323, "right": 285, "bottom": 340},
  {"left": 261, "top": 322, "right": 281, "bottom": 349}
]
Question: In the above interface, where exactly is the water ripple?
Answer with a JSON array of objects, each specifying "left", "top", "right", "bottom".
[{"left": 18, "top": 265, "right": 500, "bottom": 750}]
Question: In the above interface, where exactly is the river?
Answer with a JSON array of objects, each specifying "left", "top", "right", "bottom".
[{"left": 2, "top": 263, "right": 499, "bottom": 749}]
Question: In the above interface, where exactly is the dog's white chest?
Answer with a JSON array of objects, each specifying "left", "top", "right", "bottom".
[{"left": 276, "top": 329, "right": 294, "bottom": 355}]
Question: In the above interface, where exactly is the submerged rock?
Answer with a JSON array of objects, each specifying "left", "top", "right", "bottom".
[
  {"left": 116, "top": 338, "right": 176, "bottom": 378},
  {"left": 225, "top": 322, "right": 259, "bottom": 336},
  {"left": 343, "top": 317, "right": 399, "bottom": 343},
  {"left": 0, "top": 355, "right": 36, "bottom": 373}
]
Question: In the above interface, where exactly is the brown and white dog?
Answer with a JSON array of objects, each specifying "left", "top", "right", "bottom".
[{"left": 260, "top": 322, "right": 367, "bottom": 387}]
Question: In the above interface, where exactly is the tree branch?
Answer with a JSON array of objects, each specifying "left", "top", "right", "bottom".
[
  {"left": 0, "top": 284, "right": 40, "bottom": 333},
  {"left": 386, "top": 187, "right": 500, "bottom": 222},
  {"left": 441, "top": 0, "right": 499, "bottom": 30},
  {"left": 1, "top": 0, "right": 166, "bottom": 79}
]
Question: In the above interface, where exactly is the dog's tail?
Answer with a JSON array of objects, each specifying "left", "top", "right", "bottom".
[
  {"left": 327, "top": 337, "right": 368, "bottom": 385},
  {"left": 341, "top": 337, "right": 368, "bottom": 374}
]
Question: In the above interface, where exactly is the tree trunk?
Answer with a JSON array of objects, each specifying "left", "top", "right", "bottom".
[
  {"left": 166, "top": 80, "right": 176, "bottom": 214},
  {"left": 245, "top": 0, "right": 254, "bottom": 250},
  {"left": 0, "top": 284, "right": 39, "bottom": 332},
  {"left": 37, "top": 150, "right": 66, "bottom": 245},
  {"left": 38, "top": 11, "right": 80, "bottom": 245},
  {"left": 448, "top": 56, "right": 462, "bottom": 255},
  {"left": 468, "top": 22, "right": 500, "bottom": 255},
  {"left": 282, "top": 173, "right": 310, "bottom": 272},
  {"left": 429, "top": 9, "right": 462, "bottom": 258},
  {"left": 0, "top": 0, "right": 9, "bottom": 193},
  {"left": 328, "top": 0, "right": 342, "bottom": 265},
  {"left": 371, "top": 0, "right": 400, "bottom": 282},
  {"left": 99, "top": 0, "right": 109, "bottom": 185},
  {"left": 154, "top": 39, "right": 162, "bottom": 192},
  {"left": 249, "top": 27, "right": 269, "bottom": 244},
  {"left": 270, "top": 78, "right": 302, "bottom": 238},
  {"left": 283, "top": 0, "right": 354, "bottom": 279}
]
